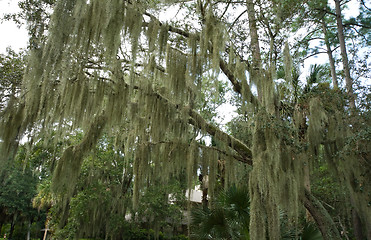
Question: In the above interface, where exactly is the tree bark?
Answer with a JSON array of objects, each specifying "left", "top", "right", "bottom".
[
  {"left": 334, "top": 3, "right": 369, "bottom": 238},
  {"left": 321, "top": 20, "right": 338, "bottom": 89},
  {"left": 201, "top": 182, "right": 208, "bottom": 209},
  {"left": 334, "top": 0, "right": 355, "bottom": 108},
  {"left": 351, "top": 207, "right": 365, "bottom": 240},
  {"left": 246, "top": 0, "right": 263, "bottom": 102},
  {"left": 246, "top": 0, "right": 262, "bottom": 69},
  {"left": 303, "top": 189, "right": 341, "bottom": 240},
  {"left": 348, "top": 191, "right": 367, "bottom": 240},
  {"left": 187, "top": 108, "right": 252, "bottom": 162},
  {"left": 26, "top": 220, "right": 31, "bottom": 240},
  {"left": 42, "top": 218, "right": 49, "bottom": 240},
  {"left": 303, "top": 162, "right": 312, "bottom": 221},
  {"left": 8, "top": 213, "right": 17, "bottom": 240}
]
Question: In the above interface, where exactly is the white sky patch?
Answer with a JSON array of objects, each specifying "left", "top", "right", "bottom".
[
  {"left": 217, "top": 95, "right": 237, "bottom": 126},
  {"left": 329, "top": 0, "right": 360, "bottom": 17},
  {"left": 0, "top": 0, "right": 28, "bottom": 54}
]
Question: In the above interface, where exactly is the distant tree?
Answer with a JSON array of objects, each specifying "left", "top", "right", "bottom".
[{"left": 0, "top": 156, "right": 38, "bottom": 239}]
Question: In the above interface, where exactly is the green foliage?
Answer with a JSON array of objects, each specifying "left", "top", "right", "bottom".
[
  {"left": 227, "top": 115, "right": 253, "bottom": 146},
  {"left": 300, "top": 223, "right": 323, "bottom": 240},
  {"left": 0, "top": 148, "right": 42, "bottom": 240},
  {"left": 197, "top": 75, "right": 229, "bottom": 124},
  {"left": 136, "top": 181, "right": 186, "bottom": 239},
  {"left": 2, "top": 0, "right": 55, "bottom": 48},
  {"left": 191, "top": 186, "right": 250, "bottom": 240},
  {"left": 344, "top": 4, "right": 371, "bottom": 47},
  {"left": 311, "top": 159, "right": 350, "bottom": 233},
  {"left": 0, "top": 164, "right": 37, "bottom": 218},
  {"left": 306, "top": 64, "right": 330, "bottom": 86},
  {"left": 119, "top": 223, "right": 188, "bottom": 240},
  {"left": 50, "top": 135, "right": 132, "bottom": 239},
  {"left": 281, "top": 220, "right": 323, "bottom": 240},
  {"left": 300, "top": 222, "right": 323, "bottom": 240},
  {"left": 0, "top": 49, "right": 24, "bottom": 110}
]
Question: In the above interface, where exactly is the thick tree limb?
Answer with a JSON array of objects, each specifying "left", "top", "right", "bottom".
[
  {"left": 144, "top": 12, "right": 192, "bottom": 39},
  {"left": 186, "top": 107, "right": 252, "bottom": 162},
  {"left": 83, "top": 62, "right": 254, "bottom": 164},
  {"left": 303, "top": 189, "right": 342, "bottom": 240},
  {"left": 219, "top": 59, "right": 259, "bottom": 106},
  {"left": 130, "top": 75, "right": 253, "bottom": 163},
  {"left": 143, "top": 140, "right": 250, "bottom": 164},
  {"left": 334, "top": 0, "right": 356, "bottom": 109}
]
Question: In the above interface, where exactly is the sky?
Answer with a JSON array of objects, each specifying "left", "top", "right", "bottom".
[{"left": 0, "top": 0, "right": 28, "bottom": 54}]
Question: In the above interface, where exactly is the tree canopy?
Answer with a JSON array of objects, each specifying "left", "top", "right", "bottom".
[{"left": 0, "top": 0, "right": 370, "bottom": 239}]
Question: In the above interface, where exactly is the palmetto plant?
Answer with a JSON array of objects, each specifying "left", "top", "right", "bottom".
[
  {"left": 191, "top": 186, "right": 323, "bottom": 240},
  {"left": 281, "top": 218, "right": 323, "bottom": 240},
  {"left": 304, "top": 64, "right": 331, "bottom": 94},
  {"left": 190, "top": 186, "right": 250, "bottom": 240}
]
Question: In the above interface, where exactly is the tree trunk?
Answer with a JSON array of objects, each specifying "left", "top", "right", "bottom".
[
  {"left": 351, "top": 207, "right": 365, "bottom": 240},
  {"left": 26, "top": 220, "right": 31, "bottom": 240},
  {"left": 246, "top": 0, "right": 261, "bottom": 68},
  {"left": 303, "top": 162, "right": 313, "bottom": 221},
  {"left": 303, "top": 189, "right": 341, "bottom": 240},
  {"left": 246, "top": 0, "right": 263, "bottom": 102},
  {"left": 333, "top": 3, "right": 371, "bottom": 239},
  {"left": 202, "top": 186, "right": 208, "bottom": 209},
  {"left": 321, "top": 20, "right": 338, "bottom": 89},
  {"left": 8, "top": 213, "right": 17, "bottom": 240},
  {"left": 348, "top": 193, "right": 367, "bottom": 240},
  {"left": 199, "top": 173, "right": 208, "bottom": 209},
  {"left": 42, "top": 219, "right": 49, "bottom": 240},
  {"left": 334, "top": 0, "right": 355, "bottom": 108}
]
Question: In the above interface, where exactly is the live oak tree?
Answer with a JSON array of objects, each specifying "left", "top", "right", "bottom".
[{"left": 0, "top": 0, "right": 370, "bottom": 240}]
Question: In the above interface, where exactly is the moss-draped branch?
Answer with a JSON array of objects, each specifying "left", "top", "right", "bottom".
[{"left": 144, "top": 11, "right": 259, "bottom": 107}]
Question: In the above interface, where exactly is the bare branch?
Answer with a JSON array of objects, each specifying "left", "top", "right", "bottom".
[{"left": 228, "top": 9, "right": 248, "bottom": 31}]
